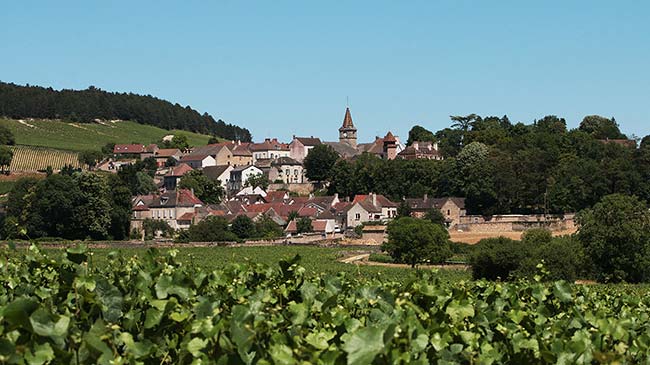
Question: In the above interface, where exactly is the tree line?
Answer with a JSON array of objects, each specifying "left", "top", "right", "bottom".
[
  {"left": 310, "top": 114, "right": 646, "bottom": 215},
  {"left": 0, "top": 81, "right": 252, "bottom": 141}
]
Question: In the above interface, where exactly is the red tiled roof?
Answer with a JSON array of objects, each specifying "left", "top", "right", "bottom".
[
  {"left": 180, "top": 154, "right": 211, "bottom": 162},
  {"left": 166, "top": 163, "right": 193, "bottom": 177},
  {"left": 298, "top": 206, "right": 318, "bottom": 218},
  {"left": 177, "top": 189, "right": 203, "bottom": 206},
  {"left": 383, "top": 131, "right": 396, "bottom": 143},
  {"left": 155, "top": 148, "right": 181, "bottom": 158},
  {"left": 312, "top": 220, "right": 328, "bottom": 232},
  {"left": 177, "top": 212, "right": 195, "bottom": 221},
  {"left": 266, "top": 191, "right": 288, "bottom": 202},
  {"left": 250, "top": 138, "right": 290, "bottom": 152},
  {"left": 114, "top": 144, "right": 145, "bottom": 154}
]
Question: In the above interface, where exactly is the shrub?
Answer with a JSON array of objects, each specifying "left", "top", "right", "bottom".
[
  {"left": 368, "top": 253, "right": 394, "bottom": 264},
  {"left": 187, "top": 216, "right": 238, "bottom": 243},
  {"left": 470, "top": 237, "right": 527, "bottom": 280},
  {"left": 382, "top": 217, "right": 452, "bottom": 267},
  {"left": 576, "top": 194, "right": 650, "bottom": 283},
  {"left": 231, "top": 215, "right": 257, "bottom": 239},
  {"left": 516, "top": 236, "right": 588, "bottom": 282}
]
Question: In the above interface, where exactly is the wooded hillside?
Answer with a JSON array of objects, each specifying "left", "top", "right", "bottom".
[{"left": 0, "top": 81, "right": 251, "bottom": 142}]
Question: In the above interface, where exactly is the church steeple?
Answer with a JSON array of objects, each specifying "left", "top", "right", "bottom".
[{"left": 339, "top": 107, "right": 357, "bottom": 148}]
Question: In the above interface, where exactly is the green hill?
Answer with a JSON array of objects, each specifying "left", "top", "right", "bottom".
[{"left": 0, "top": 118, "right": 216, "bottom": 152}]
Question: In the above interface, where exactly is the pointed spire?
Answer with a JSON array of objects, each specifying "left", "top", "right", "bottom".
[{"left": 341, "top": 107, "right": 354, "bottom": 129}]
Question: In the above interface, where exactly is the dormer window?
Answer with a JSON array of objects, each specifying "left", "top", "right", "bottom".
[{"left": 161, "top": 197, "right": 169, "bottom": 205}]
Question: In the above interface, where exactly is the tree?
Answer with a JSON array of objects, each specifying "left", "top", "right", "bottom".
[
  {"left": 304, "top": 144, "right": 339, "bottom": 183},
  {"left": 382, "top": 217, "right": 452, "bottom": 267},
  {"left": 208, "top": 136, "right": 220, "bottom": 144},
  {"left": 287, "top": 211, "right": 300, "bottom": 223},
  {"left": 579, "top": 115, "right": 627, "bottom": 139},
  {"left": 165, "top": 157, "right": 177, "bottom": 167},
  {"left": 396, "top": 201, "right": 412, "bottom": 218},
  {"left": 101, "top": 142, "right": 115, "bottom": 156},
  {"left": 256, "top": 214, "right": 283, "bottom": 238},
  {"left": 576, "top": 194, "right": 650, "bottom": 283},
  {"left": 0, "top": 125, "right": 15, "bottom": 145},
  {"left": 73, "top": 172, "right": 112, "bottom": 239},
  {"left": 424, "top": 208, "right": 446, "bottom": 226},
  {"left": 450, "top": 114, "right": 480, "bottom": 132},
  {"left": 231, "top": 215, "right": 257, "bottom": 239},
  {"left": 245, "top": 173, "right": 270, "bottom": 191},
  {"left": 296, "top": 217, "right": 313, "bottom": 234},
  {"left": 78, "top": 150, "right": 103, "bottom": 170},
  {"left": 0, "top": 146, "right": 13, "bottom": 173},
  {"left": 187, "top": 216, "right": 238, "bottom": 242},
  {"left": 179, "top": 170, "right": 224, "bottom": 204},
  {"left": 406, "top": 125, "right": 436, "bottom": 146},
  {"left": 470, "top": 237, "right": 528, "bottom": 280},
  {"left": 135, "top": 172, "right": 157, "bottom": 195}
]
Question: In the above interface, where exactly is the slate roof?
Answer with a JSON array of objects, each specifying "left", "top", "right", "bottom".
[
  {"left": 323, "top": 141, "right": 360, "bottom": 158},
  {"left": 404, "top": 196, "right": 466, "bottom": 211},
  {"left": 202, "top": 165, "right": 231, "bottom": 180},
  {"left": 272, "top": 156, "right": 301, "bottom": 166},
  {"left": 340, "top": 107, "right": 355, "bottom": 130},
  {"left": 149, "top": 189, "right": 203, "bottom": 208}
]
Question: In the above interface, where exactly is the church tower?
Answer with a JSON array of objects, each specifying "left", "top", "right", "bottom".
[{"left": 339, "top": 107, "right": 357, "bottom": 148}]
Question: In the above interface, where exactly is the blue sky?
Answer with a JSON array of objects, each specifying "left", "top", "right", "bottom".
[{"left": 2, "top": 1, "right": 649, "bottom": 142}]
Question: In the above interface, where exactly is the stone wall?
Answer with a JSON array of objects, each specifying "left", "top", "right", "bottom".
[{"left": 268, "top": 183, "right": 315, "bottom": 195}]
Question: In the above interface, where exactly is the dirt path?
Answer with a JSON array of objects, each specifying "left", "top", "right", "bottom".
[{"left": 339, "top": 252, "right": 469, "bottom": 270}]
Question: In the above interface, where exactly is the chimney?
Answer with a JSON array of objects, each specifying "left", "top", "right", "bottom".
[
  {"left": 265, "top": 138, "right": 271, "bottom": 143},
  {"left": 372, "top": 193, "right": 377, "bottom": 207},
  {"left": 423, "top": 193, "right": 428, "bottom": 202},
  {"left": 334, "top": 193, "right": 339, "bottom": 202},
  {"left": 427, "top": 143, "right": 432, "bottom": 151},
  {"left": 413, "top": 142, "right": 419, "bottom": 150}
]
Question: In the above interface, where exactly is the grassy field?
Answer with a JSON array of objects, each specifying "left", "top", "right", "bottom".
[
  {"left": 0, "top": 118, "right": 215, "bottom": 152},
  {"left": 27, "top": 245, "right": 471, "bottom": 283}
]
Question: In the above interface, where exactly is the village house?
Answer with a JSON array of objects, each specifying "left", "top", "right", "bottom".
[
  {"left": 268, "top": 157, "right": 306, "bottom": 184},
  {"left": 285, "top": 219, "right": 336, "bottom": 237},
  {"left": 202, "top": 165, "right": 234, "bottom": 189},
  {"left": 397, "top": 141, "right": 443, "bottom": 160},
  {"left": 289, "top": 136, "right": 322, "bottom": 162},
  {"left": 163, "top": 163, "right": 193, "bottom": 190},
  {"left": 250, "top": 138, "right": 290, "bottom": 164},
  {"left": 131, "top": 189, "right": 204, "bottom": 231},
  {"left": 404, "top": 195, "right": 466, "bottom": 227},
  {"left": 153, "top": 148, "right": 183, "bottom": 167},
  {"left": 228, "top": 165, "right": 263, "bottom": 193},
  {"left": 113, "top": 144, "right": 146, "bottom": 157},
  {"left": 179, "top": 154, "right": 217, "bottom": 169},
  {"left": 344, "top": 193, "right": 398, "bottom": 228}
]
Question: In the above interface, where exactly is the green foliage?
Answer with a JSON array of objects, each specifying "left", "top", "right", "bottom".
[
  {"left": 3, "top": 245, "right": 649, "bottom": 364},
  {"left": 231, "top": 215, "right": 257, "bottom": 239},
  {"left": 577, "top": 194, "right": 650, "bottom": 283},
  {"left": 471, "top": 237, "right": 528, "bottom": 280},
  {"left": 0, "top": 124, "right": 15, "bottom": 145},
  {"left": 0, "top": 146, "right": 13, "bottom": 172},
  {"left": 368, "top": 253, "right": 394, "bottom": 263},
  {"left": 255, "top": 214, "right": 284, "bottom": 239},
  {"left": 424, "top": 207, "right": 446, "bottom": 226},
  {"left": 296, "top": 217, "right": 313, "bottom": 234},
  {"left": 406, "top": 125, "right": 436, "bottom": 146},
  {"left": 472, "top": 233, "right": 587, "bottom": 282},
  {"left": 187, "top": 216, "right": 238, "bottom": 242},
  {"left": 0, "top": 81, "right": 251, "bottom": 141},
  {"left": 304, "top": 144, "right": 339, "bottom": 182},
  {"left": 245, "top": 173, "right": 271, "bottom": 190},
  {"left": 78, "top": 150, "right": 103, "bottom": 169},
  {"left": 179, "top": 170, "right": 224, "bottom": 204},
  {"left": 142, "top": 219, "right": 174, "bottom": 239},
  {"left": 383, "top": 217, "right": 452, "bottom": 267},
  {"left": 579, "top": 115, "right": 626, "bottom": 139}
]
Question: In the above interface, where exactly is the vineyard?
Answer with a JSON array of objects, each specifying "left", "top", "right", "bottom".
[
  {"left": 1, "top": 245, "right": 649, "bottom": 364},
  {"left": 9, "top": 146, "right": 80, "bottom": 172}
]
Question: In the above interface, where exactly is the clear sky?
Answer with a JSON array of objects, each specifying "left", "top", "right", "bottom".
[{"left": 2, "top": 1, "right": 649, "bottom": 143}]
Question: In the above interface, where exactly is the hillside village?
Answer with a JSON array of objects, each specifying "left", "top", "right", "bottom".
[{"left": 115, "top": 107, "right": 460, "bottom": 239}]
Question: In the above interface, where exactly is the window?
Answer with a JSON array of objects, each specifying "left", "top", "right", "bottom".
[
  {"left": 285, "top": 169, "right": 290, "bottom": 176},
  {"left": 294, "top": 169, "right": 298, "bottom": 176},
  {"left": 355, "top": 213, "right": 361, "bottom": 220},
  {"left": 447, "top": 210, "right": 451, "bottom": 216}
]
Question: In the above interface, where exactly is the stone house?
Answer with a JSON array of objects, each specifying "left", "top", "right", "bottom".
[
  {"left": 250, "top": 138, "right": 290, "bottom": 164},
  {"left": 153, "top": 148, "right": 183, "bottom": 167},
  {"left": 397, "top": 141, "right": 443, "bottom": 160},
  {"left": 404, "top": 195, "right": 466, "bottom": 227},
  {"left": 202, "top": 165, "right": 234, "bottom": 190},
  {"left": 132, "top": 189, "right": 204, "bottom": 231},
  {"left": 228, "top": 165, "right": 263, "bottom": 193},
  {"left": 289, "top": 136, "right": 322, "bottom": 162},
  {"left": 163, "top": 163, "right": 194, "bottom": 190},
  {"left": 268, "top": 157, "right": 305, "bottom": 184},
  {"left": 345, "top": 193, "right": 398, "bottom": 228},
  {"left": 179, "top": 154, "right": 217, "bottom": 169}
]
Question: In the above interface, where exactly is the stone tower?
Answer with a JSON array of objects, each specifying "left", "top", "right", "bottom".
[{"left": 339, "top": 107, "right": 357, "bottom": 148}]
